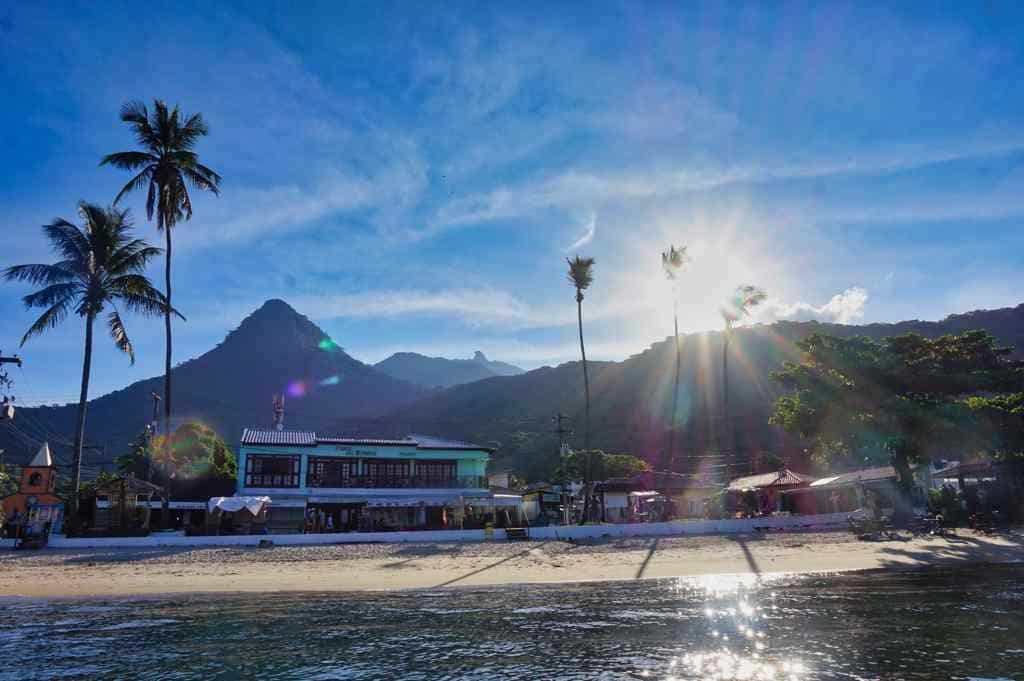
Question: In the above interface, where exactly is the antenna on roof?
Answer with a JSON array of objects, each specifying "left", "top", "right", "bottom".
[{"left": 272, "top": 394, "right": 285, "bottom": 431}]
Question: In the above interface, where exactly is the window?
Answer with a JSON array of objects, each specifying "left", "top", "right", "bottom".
[
  {"left": 364, "top": 460, "right": 410, "bottom": 487},
  {"left": 307, "top": 458, "right": 357, "bottom": 487},
  {"left": 416, "top": 460, "right": 456, "bottom": 481},
  {"left": 245, "top": 455, "right": 300, "bottom": 488}
]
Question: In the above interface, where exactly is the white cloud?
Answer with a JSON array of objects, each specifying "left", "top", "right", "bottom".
[
  {"left": 432, "top": 135, "right": 1024, "bottom": 228},
  {"left": 287, "top": 288, "right": 568, "bottom": 331},
  {"left": 563, "top": 213, "right": 596, "bottom": 252},
  {"left": 755, "top": 287, "right": 869, "bottom": 325}
]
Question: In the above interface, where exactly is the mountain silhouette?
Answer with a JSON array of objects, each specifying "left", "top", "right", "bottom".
[
  {"left": 0, "top": 299, "right": 423, "bottom": 471},
  {"left": 375, "top": 350, "right": 524, "bottom": 389},
  {"left": 341, "top": 304, "right": 1024, "bottom": 479},
  {"left": 5, "top": 300, "right": 1023, "bottom": 480}
]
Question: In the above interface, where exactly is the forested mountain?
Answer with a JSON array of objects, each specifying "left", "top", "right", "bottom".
[
  {"left": 5, "top": 298, "right": 1023, "bottom": 482},
  {"left": 0, "top": 300, "right": 423, "bottom": 471},
  {"left": 374, "top": 350, "right": 524, "bottom": 389},
  {"left": 340, "top": 304, "right": 1024, "bottom": 479}
]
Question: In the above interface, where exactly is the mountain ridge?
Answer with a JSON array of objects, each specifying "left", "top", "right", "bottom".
[{"left": 374, "top": 350, "right": 524, "bottom": 389}]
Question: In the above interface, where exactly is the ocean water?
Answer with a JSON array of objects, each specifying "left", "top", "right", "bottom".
[{"left": 1, "top": 566, "right": 1022, "bottom": 680}]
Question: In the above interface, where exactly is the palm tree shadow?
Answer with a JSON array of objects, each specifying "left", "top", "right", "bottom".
[
  {"left": 728, "top": 534, "right": 762, "bottom": 576},
  {"left": 433, "top": 545, "right": 542, "bottom": 588},
  {"left": 636, "top": 538, "right": 659, "bottom": 579}
]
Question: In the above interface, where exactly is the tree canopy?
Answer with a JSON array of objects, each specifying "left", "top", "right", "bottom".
[
  {"left": 119, "top": 421, "right": 237, "bottom": 484},
  {"left": 770, "top": 331, "right": 1024, "bottom": 491},
  {"left": 556, "top": 449, "right": 649, "bottom": 482}
]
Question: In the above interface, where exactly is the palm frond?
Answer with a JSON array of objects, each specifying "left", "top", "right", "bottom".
[
  {"left": 661, "top": 244, "right": 690, "bottom": 280},
  {"left": 41, "top": 218, "right": 90, "bottom": 262},
  {"left": 181, "top": 164, "right": 221, "bottom": 195},
  {"left": 107, "top": 308, "right": 135, "bottom": 364},
  {"left": 566, "top": 255, "right": 595, "bottom": 291},
  {"left": 3, "top": 263, "right": 76, "bottom": 286},
  {"left": 99, "top": 151, "right": 158, "bottom": 171},
  {"left": 112, "top": 167, "right": 155, "bottom": 207},
  {"left": 22, "top": 282, "right": 81, "bottom": 309},
  {"left": 20, "top": 300, "right": 72, "bottom": 345},
  {"left": 105, "top": 241, "right": 162, "bottom": 275}
]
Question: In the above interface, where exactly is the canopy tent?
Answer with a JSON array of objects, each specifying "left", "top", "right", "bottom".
[{"left": 208, "top": 496, "right": 271, "bottom": 515}]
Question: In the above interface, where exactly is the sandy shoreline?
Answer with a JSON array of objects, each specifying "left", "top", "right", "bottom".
[{"left": 1, "top": 530, "right": 1021, "bottom": 599}]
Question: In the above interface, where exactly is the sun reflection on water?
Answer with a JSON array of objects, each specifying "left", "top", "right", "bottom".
[{"left": 657, "top": 574, "right": 809, "bottom": 681}]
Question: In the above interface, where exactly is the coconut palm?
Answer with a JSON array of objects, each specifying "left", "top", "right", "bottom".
[
  {"left": 3, "top": 203, "right": 175, "bottom": 526},
  {"left": 720, "top": 284, "right": 767, "bottom": 473},
  {"left": 101, "top": 100, "right": 221, "bottom": 525},
  {"left": 567, "top": 255, "right": 595, "bottom": 523},
  {"left": 661, "top": 244, "right": 690, "bottom": 472}
]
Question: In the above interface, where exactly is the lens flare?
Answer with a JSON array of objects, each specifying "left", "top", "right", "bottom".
[
  {"left": 319, "top": 375, "right": 341, "bottom": 386},
  {"left": 286, "top": 380, "right": 307, "bottom": 398},
  {"left": 318, "top": 338, "right": 341, "bottom": 352}
]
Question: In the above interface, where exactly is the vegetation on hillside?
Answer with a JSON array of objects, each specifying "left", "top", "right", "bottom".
[{"left": 771, "top": 330, "right": 1024, "bottom": 495}]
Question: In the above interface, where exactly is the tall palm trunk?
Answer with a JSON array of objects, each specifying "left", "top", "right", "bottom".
[
  {"left": 667, "top": 296, "right": 680, "bottom": 472},
  {"left": 70, "top": 313, "right": 95, "bottom": 534},
  {"left": 577, "top": 293, "right": 591, "bottom": 524},
  {"left": 722, "top": 331, "right": 730, "bottom": 468},
  {"left": 161, "top": 219, "right": 173, "bottom": 530}
]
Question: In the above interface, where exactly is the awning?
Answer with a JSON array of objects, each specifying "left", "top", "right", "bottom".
[
  {"left": 365, "top": 496, "right": 459, "bottom": 508},
  {"left": 208, "top": 496, "right": 271, "bottom": 515},
  {"left": 492, "top": 494, "right": 523, "bottom": 507}
]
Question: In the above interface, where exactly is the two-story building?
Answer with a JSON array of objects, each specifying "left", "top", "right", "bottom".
[{"left": 238, "top": 429, "right": 520, "bottom": 533}]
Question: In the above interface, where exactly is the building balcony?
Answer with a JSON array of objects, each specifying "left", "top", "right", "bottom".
[{"left": 305, "top": 475, "right": 487, "bottom": 490}]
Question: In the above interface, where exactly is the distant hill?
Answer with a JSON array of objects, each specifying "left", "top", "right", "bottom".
[
  {"left": 0, "top": 299, "right": 424, "bottom": 471},
  {"left": 340, "top": 304, "right": 1024, "bottom": 480},
  {"left": 5, "top": 299, "right": 1023, "bottom": 481},
  {"left": 374, "top": 350, "right": 524, "bottom": 389}
]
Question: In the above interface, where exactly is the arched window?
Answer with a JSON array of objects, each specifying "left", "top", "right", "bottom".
[{"left": 28, "top": 472, "right": 43, "bottom": 486}]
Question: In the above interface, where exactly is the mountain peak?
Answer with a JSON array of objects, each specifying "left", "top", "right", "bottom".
[
  {"left": 472, "top": 350, "right": 488, "bottom": 362},
  {"left": 225, "top": 298, "right": 332, "bottom": 352}
]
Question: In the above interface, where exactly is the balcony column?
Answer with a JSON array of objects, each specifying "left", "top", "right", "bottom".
[{"left": 409, "top": 459, "right": 415, "bottom": 482}]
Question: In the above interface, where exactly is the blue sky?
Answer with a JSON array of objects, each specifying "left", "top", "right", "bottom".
[{"left": 2, "top": 1, "right": 1024, "bottom": 405}]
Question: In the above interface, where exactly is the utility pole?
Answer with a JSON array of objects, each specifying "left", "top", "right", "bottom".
[
  {"left": 552, "top": 413, "right": 573, "bottom": 525},
  {"left": 147, "top": 393, "right": 160, "bottom": 483},
  {"left": 1, "top": 352, "right": 22, "bottom": 422}
]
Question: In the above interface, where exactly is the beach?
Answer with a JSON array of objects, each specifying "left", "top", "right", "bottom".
[{"left": 1, "top": 529, "right": 1021, "bottom": 599}]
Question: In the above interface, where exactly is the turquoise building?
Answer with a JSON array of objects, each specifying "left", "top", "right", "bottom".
[{"left": 238, "top": 429, "right": 511, "bottom": 532}]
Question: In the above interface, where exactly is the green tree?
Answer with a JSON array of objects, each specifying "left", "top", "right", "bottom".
[
  {"left": 3, "top": 203, "right": 172, "bottom": 526},
  {"left": 556, "top": 450, "right": 649, "bottom": 483},
  {"left": 661, "top": 244, "right": 690, "bottom": 472},
  {"left": 567, "top": 255, "right": 595, "bottom": 522},
  {"left": 0, "top": 464, "right": 18, "bottom": 499},
  {"left": 151, "top": 421, "right": 237, "bottom": 481},
  {"left": 101, "top": 100, "right": 221, "bottom": 525},
  {"left": 770, "top": 331, "right": 1024, "bottom": 496},
  {"left": 720, "top": 284, "right": 766, "bottom": 467}
]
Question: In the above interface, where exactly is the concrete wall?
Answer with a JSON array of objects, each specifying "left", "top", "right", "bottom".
[{"left": 46, "top": 512, "right": 850, "bottom": 549}]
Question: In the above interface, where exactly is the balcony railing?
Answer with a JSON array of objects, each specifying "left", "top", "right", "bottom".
[{"left": 306, "top": 475, "right": 487, "bottom": 490}]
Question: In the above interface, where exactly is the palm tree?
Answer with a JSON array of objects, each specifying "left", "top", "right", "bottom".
[
  {"left": 567, "top": 255, "right": 595, "bottom": 523},
  {"left": 720, "top": 284, "right": 767, "bottom": 474},
  {"left": 3, "top": 203, "right": 174, "bottom": 527},
  {"left": 661, "top": 244, "right": 690, "bottom": 473},
  {"left": 101, "top": 100, "right": 221, "bottom": 526}
]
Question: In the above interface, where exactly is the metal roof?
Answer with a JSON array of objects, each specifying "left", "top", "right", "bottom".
[
  {"left": 727, "top": 469, "right": 815, "bottom": 491},
  {"left": 809, "top": 466, "right": 896, "bottom": 488},
  {"left": 240, "top": 429, "right": 317, "bottom": 446},
  {"left": 317, "top": 436, "right": 416, "bottom": 447},
  {"left": 241, "top": 428, "right": 489, "bottom": 451}
]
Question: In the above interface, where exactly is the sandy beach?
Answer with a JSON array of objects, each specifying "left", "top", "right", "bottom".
[{"left": 1, "top": 529, "right": 1021, "bottom": 599}]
